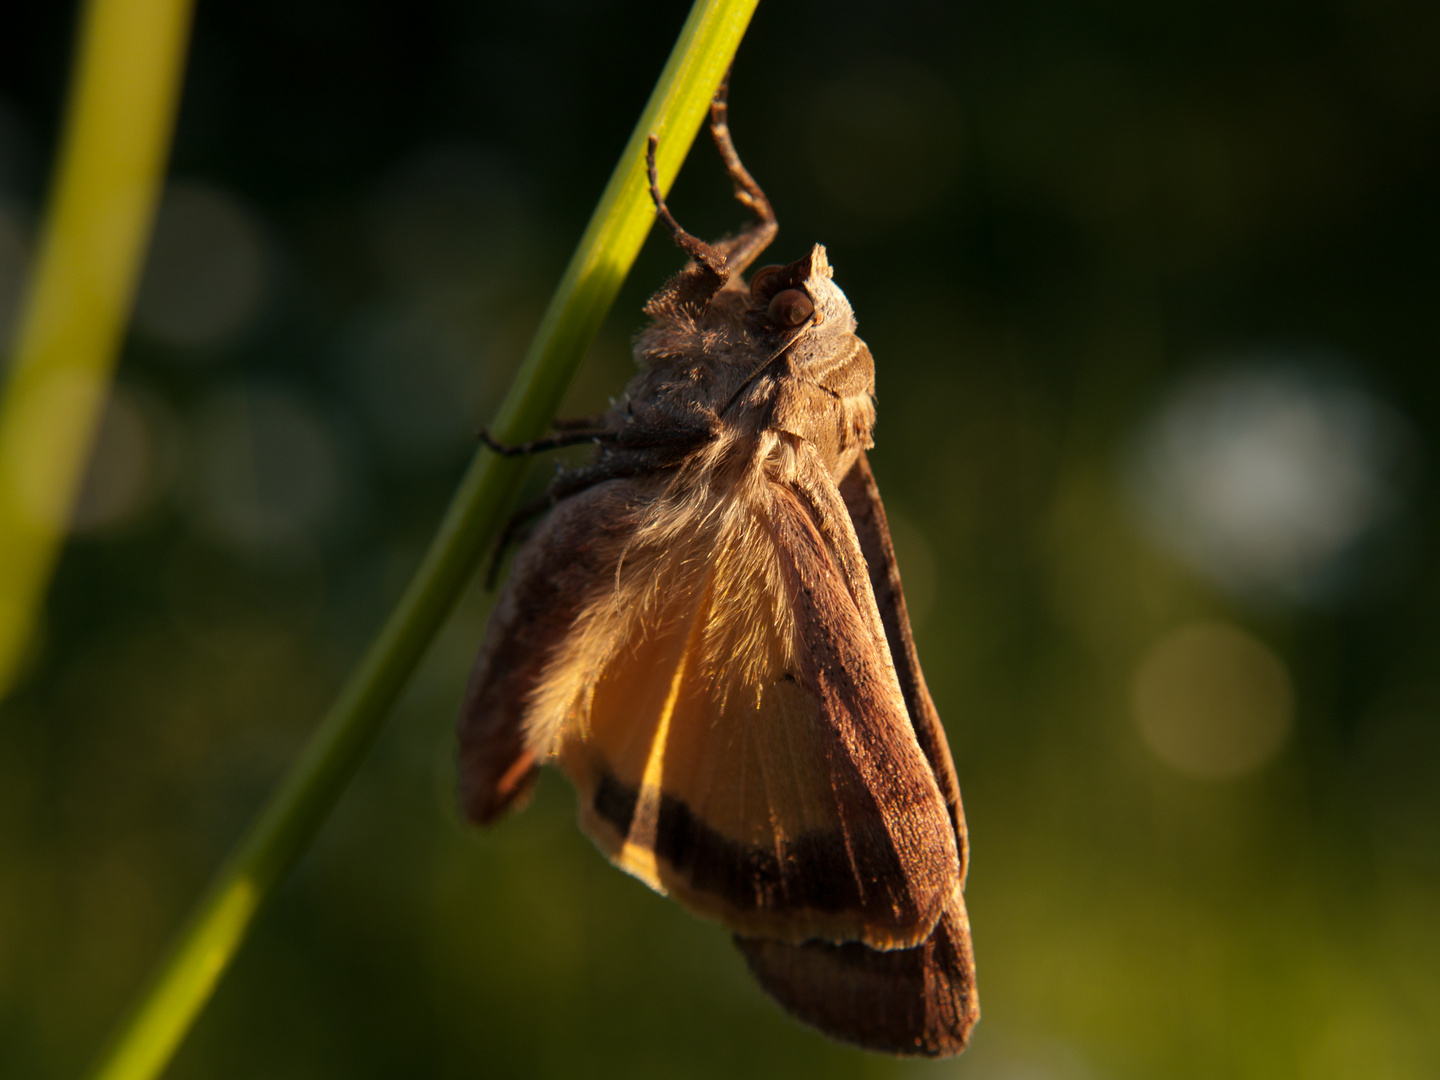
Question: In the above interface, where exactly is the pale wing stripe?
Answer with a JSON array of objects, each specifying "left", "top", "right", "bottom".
[{"left": 617, "top": 575, "right": 711, "bottom": 885}]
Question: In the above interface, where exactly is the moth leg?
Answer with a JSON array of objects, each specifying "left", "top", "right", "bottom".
[
  {"left": 647, "top": 135, "right": 729, "bottom": 280},
  {"left": 707, "top": 73, "right": 777, "bottom": 275},
  {"left": 551, "top": 413, "right": 611, "bottom": 432},
  {"left": 479, "top": 427, "right": 613, "bottom": 457}
]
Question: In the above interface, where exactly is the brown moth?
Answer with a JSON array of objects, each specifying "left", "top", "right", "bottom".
[{"left": 458, "top": 83, "right": 978, "bottom": 1057}]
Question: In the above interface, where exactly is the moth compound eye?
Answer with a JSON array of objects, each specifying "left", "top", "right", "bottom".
[
  {"left": 749, "top": 265, "right": 783, "bottom": 299},
  {"left": 767, "top": 288, "right": 814, "bottom": 327}
]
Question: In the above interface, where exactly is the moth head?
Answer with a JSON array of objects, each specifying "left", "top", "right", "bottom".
[
  {"left": 747, "top": 245, "right": 865, "bottom": 385},
  {"left": 747, "top": 245, "right": 854, "bottom": 335}
]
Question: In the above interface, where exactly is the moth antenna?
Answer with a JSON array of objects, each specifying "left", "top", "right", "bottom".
[
  {"left": 646, "top": 134, "right": 729, "bottom": 277},
  {"left": 708, "top": 73, "right": 777, "bottom": 273}
]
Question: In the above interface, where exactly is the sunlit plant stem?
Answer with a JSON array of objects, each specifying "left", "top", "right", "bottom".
[{"left": 83, "top": 1, "right": 760, "bottom": 1078}]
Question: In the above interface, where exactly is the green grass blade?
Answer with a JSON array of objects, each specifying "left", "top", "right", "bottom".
[
  {"left": 83, "top": 2, "right": 760, "bottom": 1078},
  {"left": 0, "top": 0, "right": 195, "bottom": 699}
]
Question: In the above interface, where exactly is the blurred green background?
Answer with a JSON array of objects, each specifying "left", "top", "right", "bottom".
[{"left": 3, "top": 0, "right": 1439, "bottom": 1077}]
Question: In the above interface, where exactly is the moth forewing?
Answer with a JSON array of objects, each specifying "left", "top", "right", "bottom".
[
  {"left": 840, "top": 453, "right": 970, "bottom": 877},
  {"left": 736, "top": 451, "right": 978, "bottom": 1056},
  {"left": 458, "top": 88, "right": 976, "bottom": 1057},
  {"left": 520, "top": 465, "right": 956, "bottom": 950}
]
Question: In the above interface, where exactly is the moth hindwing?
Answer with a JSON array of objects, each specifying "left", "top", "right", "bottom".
[{"left": 458, "top": 83, "right": 977, "bottom": 1058}]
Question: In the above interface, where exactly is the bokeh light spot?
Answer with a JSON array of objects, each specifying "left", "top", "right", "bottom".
[
  {"left": 186, "top": 383, "right": 344, "bottom": 556},
  {"left": 340, "top": 302, "right": 491, "bottom": 465},
  {"left": 71, "top": 384, "right": 177, "bottom": 534},
  {"left": 366, "top": 144, "right": 534, "bottom": 300},
  {"left": 1127, "top": 361, "right": 1412, "bottom": 604},
  {"left": 133, "top": 180, "right": 270, "bottom": 349},
  {"left": 1132, "top": 620, "right": 1294, "bottom": 778}
]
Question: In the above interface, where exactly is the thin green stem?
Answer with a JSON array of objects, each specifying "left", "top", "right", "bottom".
[
  {"left": 84, "top": 2, "right": 760, "bottom": 1078},
  {"left": 0, "top": 0, "right": 195, "bottom": 699}
]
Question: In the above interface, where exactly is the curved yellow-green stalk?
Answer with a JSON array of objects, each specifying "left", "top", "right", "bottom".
[
  {"left": 84, "top": 1, "right": 760, "bottom": 1078},
  {"left": 0, "top": 0, "right": 195, "bottom": 699}
]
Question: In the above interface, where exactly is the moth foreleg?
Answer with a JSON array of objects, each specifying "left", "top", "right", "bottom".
[
  {"left": 479, "top": 426, "right": 613, "bottom": 458},
  {"left": 550, "top": 413, "right": 612, "bottom": 432},
  {"left": 646, "top": 136, "right": 730, "bottom": 279}
]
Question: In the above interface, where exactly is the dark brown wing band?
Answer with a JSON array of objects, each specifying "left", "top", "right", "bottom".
[{"left": 736, "top": 889, "right": 977, "bottom": 1058}]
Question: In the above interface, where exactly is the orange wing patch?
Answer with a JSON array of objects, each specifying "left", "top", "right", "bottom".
[{"left": 552, "top": 476, "right": 958, "bottom": 949}]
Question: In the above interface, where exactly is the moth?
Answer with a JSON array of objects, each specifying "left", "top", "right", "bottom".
[{"left": 458, "top": 83, "right": 978, "bottom": 1057}]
